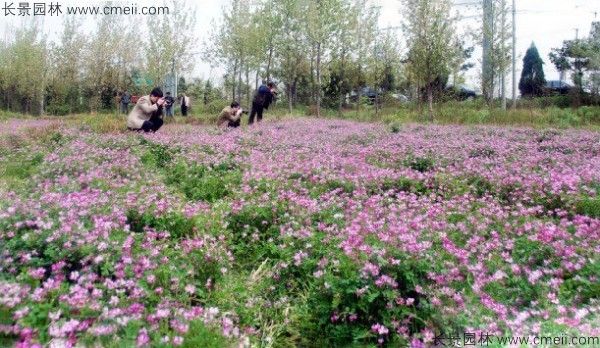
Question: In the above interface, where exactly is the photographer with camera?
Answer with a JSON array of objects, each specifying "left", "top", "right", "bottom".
[
  {"left": 217, "top": 101, "right": 247, "bottom": 128},
  {"left": 248, "top": 81, "right": 277, "bottom": 125},
  {"left": 126, "top": 87, "right": 165, "bottom": 133}
]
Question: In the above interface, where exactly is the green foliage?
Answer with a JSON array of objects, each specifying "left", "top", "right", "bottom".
[
  {"left": 465, "top": 175, "right": 494, "bottom": 198},
  {"left": 404, "top": 155, "right": 434, "bottom": 173},
  {"left": 559, "top": 262, "right": 600, "bottom": 305},
  {"left": 181, "top": 320, "right": 231, "bottom": 348},
  {"left": 483, "top": 277, "right": 542, "bottom": 307},
  {"left": 164, "top": 161, "right": 242, "bottom": 203},
  {"left": 468, "top": 146, "right": 496, "bottom": 158},
  {"left": 519, "top": 43, "right": 546, "bottom": 97},
  {"left": 296, "top": 251, "right": 434, "bottom": 347},
  {"left": 309, "top": 179, "right": 356, "bottom": 198},
  {"left": 367, "top": 177, "right": 429, "bottom": 196},
  {"left": 403, "top": 0, "right": 458, "bottom": 119},
  {"left": 576, "top": 196, "right": 600, "bottom": 218},
  {"left": 0, "top": 307, "right": 16, "bottom": 346},
  {"left": 512, "top": 237, "right": 556, "bottom": 267},
  {"left": 126, "top": 209, "right": 196, "bottom": 239},
  {"left": 139, "top": 140, "right": 179, "bottom": 168},
  {"left": 1, "top": 151, "right": 44, "bottom": 180},
  {"left": 226, "top": 204, "right": 286, "bottom": 267}
]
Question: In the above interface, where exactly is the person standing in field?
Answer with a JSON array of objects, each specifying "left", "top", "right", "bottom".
[
  {"left": 164, "top": 91, "right": 175, "bottom": 118},
  {"left": 127, "top": 87, "right": 165, "bottom": 132},
  {"left": 217, "top": 101, "right": 244, "bottom": 128},
  {"left": 121, "top": 90, "right": 131, "bottom": 114},
  {"left": 248, "top": 81, "right": 277, "bottom": 125},
  {"left": 180, "top": 93, "right": 190, "bottom": 116}
]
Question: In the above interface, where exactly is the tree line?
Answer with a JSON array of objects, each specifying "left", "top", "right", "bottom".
[
  {"left": 1, "top": 0, "right": 599, "bottom": 118},
  {"left": 0, "top": 0, "right": 196, "bottom": 115}
]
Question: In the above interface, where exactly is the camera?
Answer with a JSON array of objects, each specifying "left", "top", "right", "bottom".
[{"left": 241, "top": 110, "right": 249, "bottom": 115}]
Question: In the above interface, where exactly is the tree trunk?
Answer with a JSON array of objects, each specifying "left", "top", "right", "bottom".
[
  {"left": 237, "top": 59, "right": 243, "bottom": 102},
  {"left": 338, "top": 53, "right": 345, "bottom": 116},
  {"left": 39, "top": 75, "right": 46, "bottom": 116},
  {"left": 427, "top": 86, "right": 434, "bottom": 122},
  {"left": 501, "top": 0, "right": 507, "bottom": 111},
  {"left": 232, "top": 60, "right": 238, "bottom": 101},
  {"left": 356, "top": 83, "right": 361, "bottom": 116},
  {"left": 292, "top": 78, "right": 298, "bottom": 107},
  {"left": 316, "top": 42, "right": 322, "bottom": 117},
  {"left": 255, "top": 70, "right": 260, "bottom": 91},
  {"left": 266, "top": 47, "right": 273, "bottom": 82},
  {"left": 287, "top": 83, "right": 293, "bottom": 114},
  {"left": 245, "top": 66, "right": 251, "bottom": 107},
  {"left": 310, "top": 54, "right": 315, "bottom": 105}
]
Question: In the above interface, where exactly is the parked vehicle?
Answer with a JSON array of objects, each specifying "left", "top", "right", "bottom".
[
  {"left": 445, "top": 85, "right": 478, "bottom": 100},
  {"left": 545, "top": 80, "right": 572, "bottom": 95}
]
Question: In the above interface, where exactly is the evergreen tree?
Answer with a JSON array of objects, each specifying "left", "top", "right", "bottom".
[{"left": 519, "top": 43, "right": 546, "bottom": 97}]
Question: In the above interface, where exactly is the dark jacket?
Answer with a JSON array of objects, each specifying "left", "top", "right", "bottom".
[
  {"left": 253, "top": 85, "right": 275, "bottom": 109},
  {"left": 164, "top": 96, "right": 174, "bottom": 107},
  {"left": 121, "top": 93, "right": 131, "bottom": 104}
]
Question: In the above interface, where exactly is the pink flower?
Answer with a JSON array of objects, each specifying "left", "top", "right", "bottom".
[
  {"left": 136, "top": 328, "right": 150, "bottom": 347},
  {"left": 173, "top": 336, "right": 183, "bottom": 346},
  {"left": 184, "top": 284, "right": 196, "bottom": 294},
  {"left": 28, "top": 268, "right": 46, "bottom": 280},
  {"left": 371, "top": 323, "right": 389, "bottom": 335}
]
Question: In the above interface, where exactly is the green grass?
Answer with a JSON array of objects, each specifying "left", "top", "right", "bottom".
[
  {"left": 3, "top": 101, "right": 600, "bottom": 133},
  {"left": 576, "top": 196, "right": 600, "bottom": 218},
  {"left": 181, "top": 320, "right": 233, "bottom": 348}
]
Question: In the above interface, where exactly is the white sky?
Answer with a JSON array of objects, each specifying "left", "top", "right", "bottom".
[{"left": 2, "top": 0, "right": 600, "bottom": 93}]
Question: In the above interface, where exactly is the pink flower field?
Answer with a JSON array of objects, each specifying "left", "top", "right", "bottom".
[{"left": 0, "top": 118, "right": 599, "bottom": 347}]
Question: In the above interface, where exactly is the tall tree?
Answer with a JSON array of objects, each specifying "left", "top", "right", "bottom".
[
  {"left": 145, "top": 0, "right": 197, "bottom": 92},
  {"left": 403, "top": 0, "right": 458, "bottom": 121},
  {"left": 47, "top": 17, "right": 87, "bottom": 114},
  {"left": 518, "top": 43, "right": 545, "bottom": 97},
  {"left": 84, "top": 14, "right": 139, "bottom": 111},
  {"left": 273, "top": 0, "right": 309, "bottom": 113},
  {"left": 0, "top": 22, "right": 47, "bottom": 114},
  {"left": 305, "top": 0, "right": 344, "bottom": 117}
]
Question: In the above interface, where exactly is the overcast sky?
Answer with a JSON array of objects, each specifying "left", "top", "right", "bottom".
[{"left": 2, "top": 0, "right": 599, "bottom": 93}]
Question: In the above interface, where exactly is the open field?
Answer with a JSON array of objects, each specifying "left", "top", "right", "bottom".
[{"left": 0, "top": 117, "right": 599, "bottom": 347}]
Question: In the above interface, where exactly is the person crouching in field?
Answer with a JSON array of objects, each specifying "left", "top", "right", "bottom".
[
  {"left": 127, "top": 87, "right": 166, "bottom": 132},
  {"left": 217, "top": 101, "right": 245, "bottom": 128},
  {"left": 248, "top": 82, "right": 277, "bottom": 125}
]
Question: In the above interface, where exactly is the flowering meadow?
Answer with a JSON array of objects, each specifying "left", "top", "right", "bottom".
[{"left": 0, "top": 118, "right": 599, "bottom": 347}]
